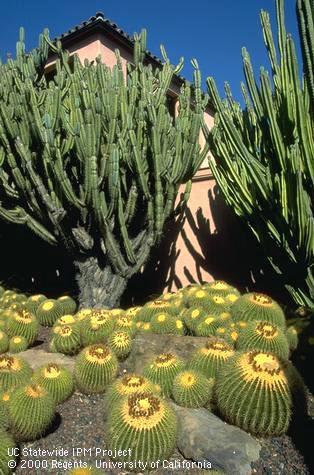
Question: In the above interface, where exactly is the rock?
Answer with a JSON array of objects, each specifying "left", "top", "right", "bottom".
[
  {"left": 20, "top": 349, "right": 75, "bottom": 372},
  {"left": 122, "top": 333, "right": 208, "bottom": 373},
  {"left": 172, "top": 403, "right": 261, "bottom": 475}
]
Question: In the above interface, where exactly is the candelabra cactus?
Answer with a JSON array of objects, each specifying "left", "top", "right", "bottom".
[
  {"left": 204, "top": 0, "right": 314, "bottom": 309},
  {"left": 0, "top": 27, "right": 208, "bottom": 308}
]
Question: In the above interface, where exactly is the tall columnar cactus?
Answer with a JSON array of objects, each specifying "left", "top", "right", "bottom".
[
  {"left": 204, "top": 0, "right": 314, "bottom": 309},
  {"left": 0, "top": 28, "right": 208, "bottom": 308}
]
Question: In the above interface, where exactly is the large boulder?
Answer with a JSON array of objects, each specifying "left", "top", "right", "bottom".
[{"left": 172, "top": 403, "right": 261, "bottom": 475}]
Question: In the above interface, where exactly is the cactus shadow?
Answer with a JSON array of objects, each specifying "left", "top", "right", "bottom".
[
  {"left": 122, "top": 207, "right": 186, "bottom": 306},
  {"left": 181, "top": 186, "right": 294, "bottom": 305},
  {"left": 44, "top": 412, "right": 62, "bottom": 437},
  {"left": 288, "top": 410, "right": 314, "bottom": 473},
  {"left": 0, "top": 223, "right": 78, "bottom": 298}
]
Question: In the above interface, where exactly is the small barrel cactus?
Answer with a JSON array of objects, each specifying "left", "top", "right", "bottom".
[
  {"left": 181, "top": 307, "right": 207, "bottom": 334},
  {"left": 6, "top": 309, "right": 39, "bottom": 345},
  {"left": 32, "top": 363, "right": 74, "bottom": 404},
  {"left": 188, "top": 337, "right": 235, "bottom": 378},
  {"left": 195, "top": 315, "right": 220, "bottom": 337},
  {"left": 53, "top": 325, "right": 81, "bottom": 355},
  {"left": 104, "top": 373, "right": 160, "bottom": 412},
  {"left": 9, "top": 336, "right": 29, "bottom": 353},
  {"left": 150, "top": 313, "right": 185, "bottom": 335},
  {"left": 75, "top": 308, "right": 93, "bottom": 321},
  {"left": 80, "top": 311, "right": 115, "bottom": 346},
  {"left": 0, "top": 354, "right": 32, "bottom": 391},
  {"left": 143, "top": 352, "right": 185, "bottom": 397},
  {"left": 0, "top": 430, "right": 17, "bottom": 475},
  {"left": 204, "top": 280, "right": 240, "bottom": 297},
  {"left": 74, "top": 343, "right": 118, "bottom": 394},
  {"left": 36, "top": 299, "right": 64, "bottom": 327},
  {"left": 8, "top": 383, "right": 55, "bottom": 441},
  {"left": 137, "top": 300, "right": 176, "bottom": 322},
  {"left": 57, "top": 295, "right": 77, "bottom": 315},
  {"left": 26, "top": 294, "right": 46, "bottom": 314},
  {"left": 172, "top": 369, "right": 214, "bottom": 408},
  {"left": 236, "top": 320, "right": 290, "bottom": 358},
  {"left": 105, "top": 391, "right": 177, "bottom": 467},
  {"left": 231, "top": 293, "right": 286, "bottom": 328},
  {"left": 139, "top": 322, "right": 152, "bottom": 333},
  {"left": 108, "top": 331, "right": 133, "bottom": 359},
  {"left": 0, "top": 331, "right": 9, "bottom": 354},
  {"left": 114, "top": 315, "right": 137, "bottom": 336},
  {"left": 124, "top": 306, "right": 142, "bottom": 320},
  {"left": 215, "top": 350, "right": 307, "bottom": 435},
  {"left": 286, "top": 326, "right": 299, "bottom": 351},
  {"left": 67, "top": 469, "right": 104, "bottom": 475}
]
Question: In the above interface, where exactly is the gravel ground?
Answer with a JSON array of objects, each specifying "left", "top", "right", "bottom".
[{"left": 16, "top": 327, "right": 313, "bottom": 475}]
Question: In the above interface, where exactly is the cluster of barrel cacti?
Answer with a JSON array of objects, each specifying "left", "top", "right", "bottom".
[
  {"left": 204, "top": 0, "right": 314, "bottom": 309},
  {"left": 0, "top": 279, "right": 308, "bottom": 473},
  {"left": 0, "top": 285, "right": 79, "bottom": 356}
]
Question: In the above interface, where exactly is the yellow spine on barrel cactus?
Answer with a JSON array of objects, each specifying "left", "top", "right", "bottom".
[
  {"left": 105, "top": 391, "right": 177, "bottom": 468},
  {"left": 215, "top": 350, "right": 307, "bottom": 436},
  {"left": 143, "top": 353, "right": 185, "bottom": 397},
  {"left": 188, "top": 337, "right": 235, "bottom": 378},
  {"left": 74, "top": 344, "right": 118, "bottom": 394},
  {"left": 104, "top": 373, "right": 160, "bottom": 411},
  {"left": 0, "top": 354, "right": 32, "bottom": 391},
  {"left": 231, "top": 293, "right": 286, "bottom": 328}
]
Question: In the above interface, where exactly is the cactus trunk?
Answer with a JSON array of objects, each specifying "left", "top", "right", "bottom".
[{"left": 75, "top": 257, "right": 127, "bottom": 308}]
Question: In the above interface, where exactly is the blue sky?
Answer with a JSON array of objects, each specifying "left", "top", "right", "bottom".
[{"left": 0, "top": 0, "right": 300, "bottom": 103}]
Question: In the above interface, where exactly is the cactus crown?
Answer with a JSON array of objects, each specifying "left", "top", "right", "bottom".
[
  {"left": 238, "top": 351, "right": 287, "bottom": 386},
  {"left": 256, "top": 322, "right": 278, "bottom": 338},
  {"left": 122, "top": 392, "right": 165, "bottom": 429},
  {"left": 15, "top": 309, "right": 33, "bottom": 322},
  {"left": 0, "top": 355, "right": 20, "bottom": 371},
  {"left": 202, "top": 338, "right": 234, "bottom": 357},
  {"left": 250, "top": 293, "right": 274, "bottom": 306},
  {"left": 58, "top": 315, "right": 76, "bottom": 325},
  {"left": 211, "top": 295, "right": 226, "bottom": 304},
  {"left": 154, "top": 353, "right": 177, "bottom": 368},
  {"left": 43, "top": 363, "right": 61, "bottom": 379},
  {"left": 210, "top": 281, "right": 229, "bottom": 290},
  {"left": 12, "top": 337, "right": 22, "bottom": 343},
  {"left": 25, "top": 384, "right": 46, "bottom": 398},
  {"left": 195, "top": 290, "right": 207, "bottom": 298},
  {"left": 41, "top": 301, "right": 55, "bottom": 311},
  {"left": 157, "top": 313, "right": 167, "bottom": 322},
  {"left": 110, "top": 332, "right": 130, "bottom": 346},
  {"left": 59, "top": 325, "right": 73, "bottom": 337},
  {"left": 85, "top": 344, "right": 111, "bottom": 364},
  {"left": 177, "top": 371, "right": 196, "bottom": 387}
]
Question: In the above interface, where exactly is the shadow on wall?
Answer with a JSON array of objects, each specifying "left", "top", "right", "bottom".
[
  {"left": 124, "top": 184, "right": 293, "bottom": 307},
  {"left": 0, "top": 222, "right": 77, "bottom": 298}
]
